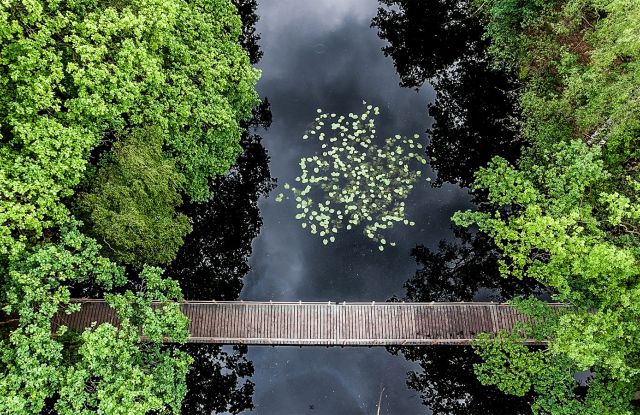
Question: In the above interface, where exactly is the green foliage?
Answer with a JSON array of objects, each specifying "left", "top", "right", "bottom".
[
  {"left": 1, "top": 225, "right": 191, "bottom": 414},
  {"left": 476, "top": 0, "right": 640, "bottom": 170},
  {"left": 0, "top": 0, "right": 259, "bottom": 412},
  {"left": 454, "top": 141, "right": 640, "bottom": 306},
  {"left": 276, "top": 102, "right": 426, "bottom": 250},
  {"left": 78, "top": 127, "right": 192, "bottom": 267},
  {"left": 472, "top": 0, "right": 557, "bottom": 66},
  {"left": 473, "top": 329, "right": 638, "bottom": 414},
  {"left": 0, "top": 0, "right": 259, "bottom": 258},
  {"left": 456, "top": 0, "right": 640, "bottom": 411},
  {"left": 455, "top": 139, "right": 640, "bottom": 409}
]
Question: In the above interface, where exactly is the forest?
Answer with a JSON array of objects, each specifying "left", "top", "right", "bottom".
[
  {"left": 1, "top": 0, "right": 639, "bottom": 413},
  {"left": 455, "top": 0, "right": 640, "bottom": 412},
  {"left": 0, "top": 0, "right": 261, "bottom": 413}
]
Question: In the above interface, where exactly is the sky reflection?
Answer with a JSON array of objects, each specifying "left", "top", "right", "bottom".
[{"left": 238, "top": 0, "right": 473, "bottom": 413}]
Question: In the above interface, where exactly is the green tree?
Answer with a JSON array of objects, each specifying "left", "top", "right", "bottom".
[
  {"left": 453, "top": 0, "right": 640, "bottom": 412},
  {"left": 77, "top": 127, "right": 192, "bottom": 267},
  {"left": 1, "top": 225, "right": 192, "bottom": 414},
  {"left": 0, "top": 0, "right": 259, "bottom": 258},
  {"left": 0, "top": 0, "right": 259, "bottom": 412}
]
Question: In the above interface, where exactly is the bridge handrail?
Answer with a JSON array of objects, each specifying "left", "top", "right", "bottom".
[{"left": 67, "top": 299, "right": 567, "bottom": 306}]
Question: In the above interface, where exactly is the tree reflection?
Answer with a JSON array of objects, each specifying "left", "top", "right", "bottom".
[
  {"left": 427, "top": 61, "right": 522, "bottom": 188},
  {"left": 166, "top": 1, "right": 272, "bottom": 413},
  {"left": 387, "top": 228, "right": 542, "bottom": 414},
  {"left": 166, "top": 85, "right": 271, "bottom": 415},
  {"left": 404, "top": 227, "right": 543, "bottom": 303},
  {"left": 374, "top": 1, "right": 540, "bottom": 413},
  {"left": 167, "top": 99, "right": 274, "bottom": 301},
  {"left": 166, "top": 102, "right": 271, "bottom": 415},
  {"left": 372, "top": 0, "right": 484, "bottom": 88},
  {"left": 372, "top": 0, "right": 523, "bottom": 188},
  {"left": 177, "top": 345, "right": 255, "bottom": 415},
  {"left": 387, "top": 345, "right": 533, "bottom": 414},
  {"left": 233, "top": 0, "right": 263, "bottom": 65}
]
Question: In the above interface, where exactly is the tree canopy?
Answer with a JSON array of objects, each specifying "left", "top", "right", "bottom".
[
  {"left": 450, "top": 0, "right": 640, "bottom": 412},
  {"left": 0, "top": 0, "right": 260, "bottom": 412}
]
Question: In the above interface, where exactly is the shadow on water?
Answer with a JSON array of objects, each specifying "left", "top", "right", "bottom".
[
  {"left": 372, "top": 0, "right": 524, "bottom": 189},
  {"left": 167, "top": 97, "right": 273, "bottom": 414},
  {"left": 373, "top": 0, "right": 542, "bottom": 413},
  {"left": 165, "top": 1, "right": 273, "bottom": 413},
  {"left": 163, "top": 0, "right": 542, "bottom": 412}
]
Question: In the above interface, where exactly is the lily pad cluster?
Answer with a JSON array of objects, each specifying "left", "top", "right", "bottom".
[{"left": 276, "top": 101, "right": 427, "bottom": 250}]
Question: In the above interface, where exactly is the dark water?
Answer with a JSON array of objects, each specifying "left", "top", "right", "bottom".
[
  {"left": 173, "top": 0, "right": 539, "bottom": 413},
  {"left": 240, "top": 1, "right": 458, "bottom": 412}
]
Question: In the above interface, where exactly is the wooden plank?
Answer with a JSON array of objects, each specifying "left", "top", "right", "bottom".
[
  {"left": 415, "top": 305, "right": 425, "bottom": 339},
  {"left": 452, "top": 305, "right": 462, "bottom": 339},
  {"left": 452, "top": 305, "right": 461, "bottom": 339},
  {"left": 437, "top": 305, "right": 446, "bottom": 339},
  {"left": 208, "top": 302, "right": 219, "bottom": 342},
  {"left": 357, "top": 305, "right": 363, "bottom": 340},
  {"left": 500, "top": 305, "right": 511, "bottom": 331},
  {"left": 385, "top": 305, "right": 392, "bottom": 339},
  {"left": 261, "top": 304, "right": 267, "bottom": 340},
  {"left": 480, "top": 304, "right": 490, "bottom": 332},
  {"left": 275, "top": 304, "right": 281, "bottom": 339},
  {"left": 393, "top": 305, "right": 400, "bottom": 339},
  {"left": 462, "top": 304, "right": 471, "bottom": 338},
  {"left": 425, "top": 305, "right": 435, "bottom": 339},
  {"left": 371, "top": 304, "right": 379, "bottom": 341},
  {"left": 263, "top": 304, "right": 269, "bottom": 339},
  {"left": 467, "top": 305, "right": 477, "bottom": 337},
  {"left": 472, "top": 304, "right": 481, "bottom": 336},
  {"left": 272, "top": 303, "right": 279, "bottom": 339},
  {"left": 479, "top": 304, "right": 488, "bottom": 333},
  {"left": 378, "top": 305, "right": 385, "bottom": 341},
  {"left": 377, "top": 305, "right": 383, "bottom": 342},
  {"left": 462, "top": 305, "right": 471, "bottom": 338},
  {"left": 207, "top": 303, "right": 214, "bottom": 339},
  {"left": 397, "top": 305, "right": 405, "bottom": 340},
  {"left": 207, "top": 303, "right": 215, "bottom": 339},
  {"left": 236, "top": 303, "right": 244, "bottom": 339},
  {"left": 237, "top": 303, "right": 245, "bottom": 338},
  {"left": 285, "top": 304, "right": 290, "bottom": 340},
  {"left": 309, "top": 303, "right": 313, "bottom": 342},
  {"left": 440, "top": 305, "right": 449, "bottom": 340},
  {"left": 349, "top": 305, "right": 355, "bottom": 341},
  {"left": 227, "top": 303, "right": 235, "bottom": 339},
  {"left": 388, "top": 305, "right": 395, "bottom": 340},
  {"left": 302, "top": 305, "right": 314, "bottom": 339}
]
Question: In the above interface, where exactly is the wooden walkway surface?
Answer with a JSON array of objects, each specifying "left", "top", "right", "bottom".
[{"left": 52, "top": 300, "right": 559, "bottom": 346}]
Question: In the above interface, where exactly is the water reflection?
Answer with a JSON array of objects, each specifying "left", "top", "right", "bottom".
[
  {"left": 387, "top": 346, "right": 533, "bottom": 414},
  {"left": 373, "top": 0, "right": 523, "bottom": 189},
  {"left": 166, "top": 1, "right": 272, "bottom": 412},
  {"left": 167, "top": 99, "right": 275, "bottom": 301},
  {"left": 178, "top": 345, "right": 255, "bottom": 415},
  {"left": 402, "top": 227, "right": 543, "bottom": 303},
  {"left": 386, "top": 227, "right": 543, "bottom": 414},
  {"left": 372, "top": 0, "right": 483, "bottom": 88},
  {"left": 167, "top": 99, "right": 272, "bottom": 411},
  {"left": 373, "top": 0, "right": 539, "bottom": 413}
]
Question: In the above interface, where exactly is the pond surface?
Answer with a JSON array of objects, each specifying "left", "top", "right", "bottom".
[
  {"left": 174, "top": 0, "right": 538, "bottom": 413},
  {"left": 240, "top": 0, "right": 464, "bottom": 413}
]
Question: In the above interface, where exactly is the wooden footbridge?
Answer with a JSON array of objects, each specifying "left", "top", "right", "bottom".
[{"left": 52, "top": 300, "right": 560, "bottom": 346}]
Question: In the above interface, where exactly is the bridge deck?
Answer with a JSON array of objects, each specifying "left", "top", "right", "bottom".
[{"left": 52, "top": 301, "right": 557, "bottom": 346}]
